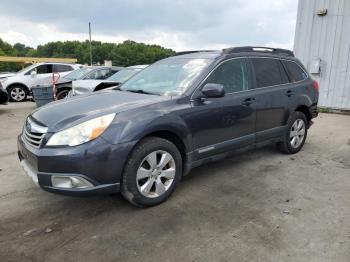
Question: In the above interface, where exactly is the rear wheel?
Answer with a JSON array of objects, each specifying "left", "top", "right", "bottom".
[
  {"left": 8, "top": 85, "right": 27, "bottom": 102},
  {"left": 277, "top": 111, "right": 308, "bottom": 154},
  {"left": 121, "top": 137, "right": 182, "bottom": 207}
]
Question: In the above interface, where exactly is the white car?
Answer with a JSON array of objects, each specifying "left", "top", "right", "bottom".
[
  {"left": 0, "top": 63, "right": 81, "bottom": 102},
  {"left": 0, "top": 72, "right": 16, "bottom": 79}
]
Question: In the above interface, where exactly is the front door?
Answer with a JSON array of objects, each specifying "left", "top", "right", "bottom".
[
  {"left": 26, "top": 64, "right": 53, "bottom": 88},
  {"left": 186, "top": 58, "right": 256, "bottom": 160}
]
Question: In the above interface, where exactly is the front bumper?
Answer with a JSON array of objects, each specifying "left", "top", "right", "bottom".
[{"left": 18, "top": 135, "right": 136, "bottom": 196}]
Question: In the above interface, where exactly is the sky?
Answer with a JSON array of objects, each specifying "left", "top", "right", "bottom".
[{"left": 0, "top": 0, "right": 298, "bottom": 51}]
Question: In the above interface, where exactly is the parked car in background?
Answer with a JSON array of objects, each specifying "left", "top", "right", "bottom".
[
  {"left": 1, "top": 63, "right": 82, "bottom": 102},
  {"left": 70, "top": 65, "right": 147, "bottom": 97},
  {"left": 42, "top": 66, "right": 123, "bottom": 99},
  {"left": 0, "top": 72, "right": 16, "bottom": 79},
  {"left": 0, "top": 82, "right": 9, "bottom": 104},
  {"left": 18, "top": 47, "right": 318, "bottom": 207}
]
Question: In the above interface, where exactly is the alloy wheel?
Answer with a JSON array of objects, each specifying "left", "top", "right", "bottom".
[
  {"left": 290, "top": 119, "right": 305, "bottom": 148},
  {"left": 136, "top": 150, "right": 176, "bottom": 198},
  {"left": 10, "top": 87, "right": 26, "bottom": 101}
]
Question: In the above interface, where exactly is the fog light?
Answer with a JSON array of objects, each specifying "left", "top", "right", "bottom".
[{"left": 51, "top": 176, "right": 94, "bottom": 189}]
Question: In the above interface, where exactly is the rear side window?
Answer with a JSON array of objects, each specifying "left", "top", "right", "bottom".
[
  {"left": 205, "top": 58, "right": 249, "bottom": 93},
  {"left": 251, "top": 58, "right": 289, "bottom": 88},
  {"left": 36, "top": 64, "right": 53, "bottom": 74},
  {"left": 282, "top": 60, "right": 307, "bottom": 82},
  {"left": 54, "top": 64, "right": 73, "bottom": 73}
]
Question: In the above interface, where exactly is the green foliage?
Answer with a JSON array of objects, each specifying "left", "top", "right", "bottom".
[{"left": 0, "top": 38, "right": 175, "bottom": 72}]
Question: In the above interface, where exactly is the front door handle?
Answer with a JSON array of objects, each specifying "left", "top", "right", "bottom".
[
  {"left": 286, "top": 90, "right": 295, "bottom": 97},
  {"left": 241, "top": 97, "right": 256, "bottom": 106}
]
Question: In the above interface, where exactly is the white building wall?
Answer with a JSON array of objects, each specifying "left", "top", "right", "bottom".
[{"left": 294, "top": 0, "right": 350, "bottom": 109}]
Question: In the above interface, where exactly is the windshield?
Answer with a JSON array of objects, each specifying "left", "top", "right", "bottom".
[
  {"left": 107, "top": 68, "right": 142, "bottom": 83},
  {"left": 120, "top": 58, "right": 212, "bottom": 96},
  {"left": 64, "top": 68, "right": 93, "bottom": 80}
]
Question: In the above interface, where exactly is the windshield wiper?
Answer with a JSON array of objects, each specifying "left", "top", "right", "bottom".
[{"left": 124, "top": 89, "right": 159, "bottom": 95}]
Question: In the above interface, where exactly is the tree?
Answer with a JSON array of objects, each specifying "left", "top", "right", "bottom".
[{"left": 0, "top": 38, "right": 176, "bottom": 71}]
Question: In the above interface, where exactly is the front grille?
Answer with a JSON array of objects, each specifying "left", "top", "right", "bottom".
[{"left": 22, "top": 118, "right": 47, "bottom": 149}]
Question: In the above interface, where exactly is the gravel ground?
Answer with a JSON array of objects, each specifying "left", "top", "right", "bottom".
[{"left": 0, "top": 101, "right": 349, "bottom": 262}]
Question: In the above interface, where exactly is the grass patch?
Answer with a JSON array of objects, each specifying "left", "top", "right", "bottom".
[{"left": 318, "top": 107, "right": 330, "bottom": 113}]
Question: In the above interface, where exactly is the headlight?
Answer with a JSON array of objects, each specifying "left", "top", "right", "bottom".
[{"left": 46, "top": 113, "right": 115, "bottom": 146}]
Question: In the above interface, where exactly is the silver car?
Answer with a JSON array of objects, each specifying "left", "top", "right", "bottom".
[{"left": 69, "top": 65, "right": 148, "bottom": 97}]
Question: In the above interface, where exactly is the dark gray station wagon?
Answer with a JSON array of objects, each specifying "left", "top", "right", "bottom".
[{"left": 18, "top": 47, "right": 319, "bottom": 206}]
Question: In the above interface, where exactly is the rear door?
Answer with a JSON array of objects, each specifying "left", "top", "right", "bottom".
[
  {"left": 249, "top": 57, "right": 292, "bottom": 142},
  {"left": 188, "top": 58, "right": 257, "bottom": 160}
]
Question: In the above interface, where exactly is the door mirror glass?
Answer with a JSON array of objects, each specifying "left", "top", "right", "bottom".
[{"left": 201, "top": 83, "right": 225, "bottom": 98}]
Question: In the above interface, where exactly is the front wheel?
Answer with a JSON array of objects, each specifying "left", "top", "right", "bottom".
[
  {"left": 121, "top": 137, "right": 182, "bottom": 207},
  {"left": 277, "top": 111, "right": 308, "bottom": 154},
  {"left": 56, "top": 89, "right": 70, "bottom": 100},
  {"left": 8, "top": 85, "right": 27, "bottom": 102}
]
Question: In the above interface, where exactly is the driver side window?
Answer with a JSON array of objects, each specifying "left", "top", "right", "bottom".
[
  {"left": 205, "top": 58, "right": 248, "bottom": 93},
  {"left": 26, "top": 64, "right": 53, "bottom": 75}
]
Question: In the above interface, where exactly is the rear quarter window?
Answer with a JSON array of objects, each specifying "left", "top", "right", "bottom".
[
  {"left": 251, "top": 58, "right": 289, "bottom": 88},
  {"left": 282, "top": 60, "right": 308, "bottom": 82}
]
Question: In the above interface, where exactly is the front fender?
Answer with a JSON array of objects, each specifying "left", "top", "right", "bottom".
[{"left": 101, "top": 108, "right": 192, "bottom": 152}]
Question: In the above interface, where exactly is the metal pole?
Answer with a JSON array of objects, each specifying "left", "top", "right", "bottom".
[{"left": 89, "top": 22, "right": 92, "bottom": 66}]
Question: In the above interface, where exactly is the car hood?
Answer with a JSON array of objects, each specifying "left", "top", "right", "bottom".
[
  {"left": 73, "top": 79, "right": 106, "bottom": 89},
  {"left": 0, "top": 73, "right": 16, "bottom": 79},
  {"left": 31, "top": 90, "right": 169, "bottom": 132},
  {"left": 72, "top": 79, "right": 119, "bottom": 95},
  {"left": 55, "top": 77, "right": 72, "bottom": 84}
]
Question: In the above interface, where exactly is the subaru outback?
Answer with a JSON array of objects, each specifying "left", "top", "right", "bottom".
[{"left": 17, "top": 47, "right": 319, "bottom": 206}]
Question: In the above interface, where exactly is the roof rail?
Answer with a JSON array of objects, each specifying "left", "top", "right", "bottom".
[
  {"left": 173, "top": 50, "right": 216, "bottom": 56},
  {"left": 222, "top": 46, "right": 294, "bottom": 57}
]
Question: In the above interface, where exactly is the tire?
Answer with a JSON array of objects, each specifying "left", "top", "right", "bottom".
[
  {"left": 8, "top": 85, "right": 27, "bottom": 102},
  {"left": 121, "top": 137, "right": 182, "bottom": 207},
  {"left": 56, "top": 89, "right": 70, "bottom": 100},
  {"left": 277, "top": 111, "right": 308, "bottom": 154}
]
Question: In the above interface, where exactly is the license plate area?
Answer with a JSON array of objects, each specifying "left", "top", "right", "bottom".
[
  {"left": 18, "top": 138, "right": 39, "bottom": 186},
  {"left": 20, "top": 160, "right": 39, "bottom": 186},
  {"left": 19, "top": 139, "right": 38, "bottom": 171}
]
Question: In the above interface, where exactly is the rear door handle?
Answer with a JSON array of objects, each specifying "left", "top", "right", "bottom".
[
  {"left": 286, "top": 90, "right": 295, "bottom": 97},
  {"left": 241, "top": 97, "right": 256, "bottom": 106}
]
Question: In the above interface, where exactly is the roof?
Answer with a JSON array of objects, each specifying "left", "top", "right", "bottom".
[
  {"left": 170, "top": 51, "right": 222, "bottom": 59},
  {"left": 171, "top": 46, "right": 295, "bottom": 60}
]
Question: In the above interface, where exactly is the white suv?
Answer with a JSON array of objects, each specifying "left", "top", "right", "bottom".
[{"left": 1, "top": 63, "right": 81, "bottom": 102}]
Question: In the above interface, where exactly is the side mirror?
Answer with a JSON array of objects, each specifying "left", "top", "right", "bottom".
[
  {"left": 201, "top": 83, "right": 225, "bottom": 98},
  {"left": 30, "top": 70, "right": 37, "bottom": 77}
]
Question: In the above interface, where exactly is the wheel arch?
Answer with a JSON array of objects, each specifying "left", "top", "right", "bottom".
[
  {"left": 295, "top": 105, "right": 311, "bottom": 126},
  {"left": 57, "top": 85, "right": 72, "bottom": 92},
  {"left": 142, "top": 130, "right": 188, "bottom": 167},
  {"left": 6, "top": 83, "right": 30, "bottom": 93}
]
